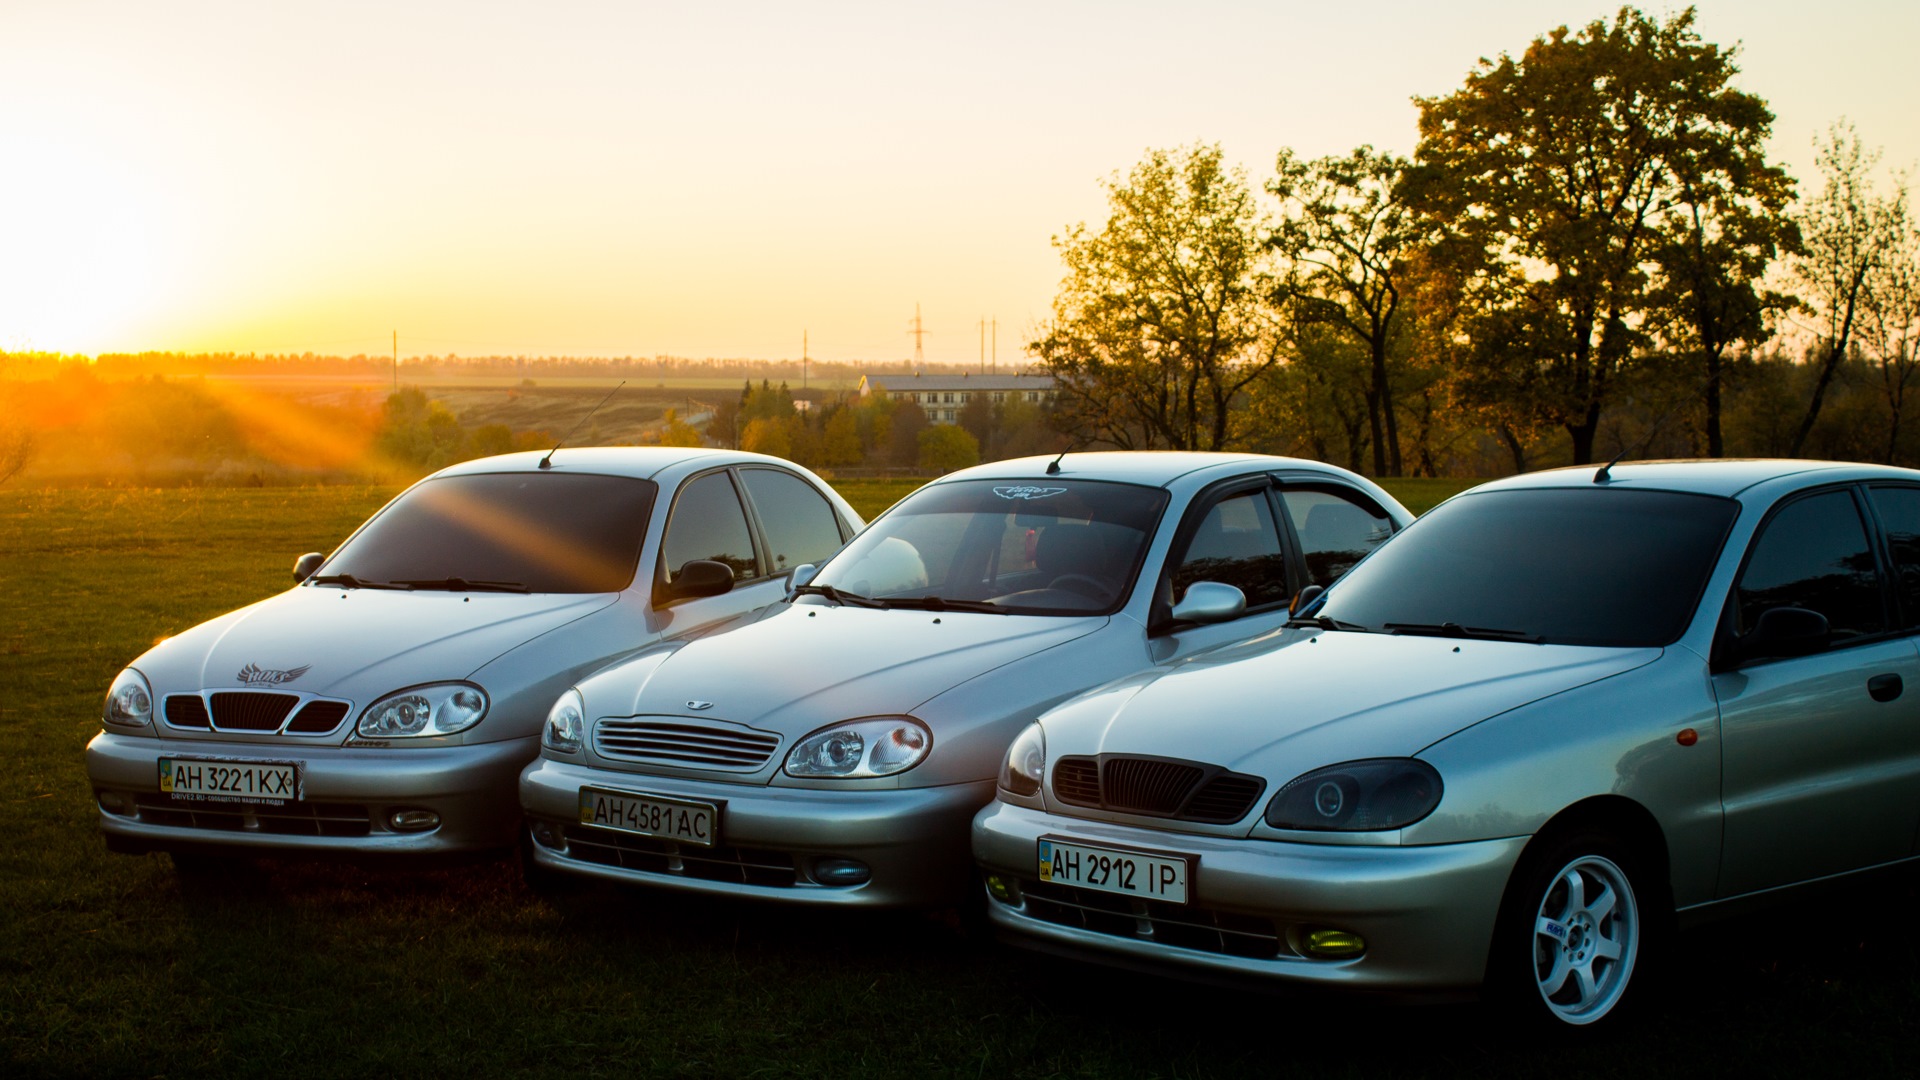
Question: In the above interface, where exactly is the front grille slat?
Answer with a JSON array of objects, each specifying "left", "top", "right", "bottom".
[
  {"left": 165, "top": 695, "right": 211, "bottom": 729},
  {"left": 133, "top": 794, "right": 371, "bottom": 837},
  {"left": 1051, "top": 755, "right": 1265, "bottom": 824},
  {"left": 593, "top": 717, "right": 780, "bottom": 770},
  {"left": 208, "top": 692, "right": 299, "bottom": 732},
  {"left": 559, "top": 824, "right": 798, "bottom": 887},
  {"left": 165, "top": 692, "right": 352, "bottom": 736},
  {"left": 1016, "top": 879, "right": 1284, "bottom": 959}
]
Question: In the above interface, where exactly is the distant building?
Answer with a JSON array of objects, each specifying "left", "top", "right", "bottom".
[{"left": 856, "top": 372, "right": 1055, "bottom": 425}]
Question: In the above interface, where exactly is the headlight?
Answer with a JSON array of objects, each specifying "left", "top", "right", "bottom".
[
  {"left": 1264, "top": 758, "right": 1442, "bottom": 831},
  {"left": 544, "top": 688, "right": 584, "bottom": 753},
  {"left": 357, "top": 683, "right": 489, "bottom": 739},
  {"left": 104, "top": 668, "right": 154, "bottom": 728},
  {"left": 784, "top": 716, "right": 931, "bottom": 778},
  {"left": 1000, "top": 722, "right": 1045, "bottom": 797}
]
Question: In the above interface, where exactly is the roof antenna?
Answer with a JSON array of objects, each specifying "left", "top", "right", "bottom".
[
  {"left": 540, "top": 381, "right": 625, "bottom": 470},
  {"left": 1593, "top": 446, "right": 1629, "bottom": 484},
  {"left": 1045, "top": 449, "right": 1068, "bottom": 475}
]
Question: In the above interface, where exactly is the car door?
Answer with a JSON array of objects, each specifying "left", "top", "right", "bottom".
[
  {"left": 652, "top": 468, "right": 786, "bottom": 635},
  {"left": 1712, "top": 485, "right": 1920, "bottom": 898}
]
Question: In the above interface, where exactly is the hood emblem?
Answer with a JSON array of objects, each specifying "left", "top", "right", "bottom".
[
  {"left": 993, "top": 485, "right": 1067, "bottom": 501},
  {"left": 237, "top": 663, "right": 311, "bottom": 686},
  {"left": 686, "top": 700, "right": 715, "bottom": 711}
]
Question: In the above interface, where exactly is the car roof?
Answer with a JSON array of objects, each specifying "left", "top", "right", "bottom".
[
  {"left": 1465, "top": 458, "right": 1920, "bottom": 500},
  {"left": 424, "top": 446, "right": 802, "bottom": 482},
  {"left": 932, "top": 451, "right": 1352, "bottom": 489}
]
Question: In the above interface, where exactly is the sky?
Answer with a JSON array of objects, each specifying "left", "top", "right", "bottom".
[{"left": 1, "top": 0, "right": 1915, "bottom": 367}]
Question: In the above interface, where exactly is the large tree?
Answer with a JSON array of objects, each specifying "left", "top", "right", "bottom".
[
  {"left": 1268, "top": 146, "right": 1420, "bottom": 475},
  {"left": 1032, "top": 144, "right": 1282, "bottom": 452},
  {"left": 1410, "top": 6, "right": 1782, "bottom": 464}
]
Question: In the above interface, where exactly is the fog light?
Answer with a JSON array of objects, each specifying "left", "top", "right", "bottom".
[
  {"left": 530, "top": 820, "right": 562, "bottom": 849},
  {"left": 811, "top": 857, "right": 871, "bottom": 886},
  {"left": 1300, "top": 927, "right": 1366, "bottom": 959},
  {"left": 984, "top": 873, "right": 1023, "bottom": 905},
  {"left": 97, "top": 791, "right": 128, "bottom": 814},
  {"left": 388, "top": 809, "right": 441, "bottom": 832}
]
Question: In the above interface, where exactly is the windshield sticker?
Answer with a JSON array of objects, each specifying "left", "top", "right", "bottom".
[
  {"left": 236, "top": 663, "right": 311, "bottom": 686},
  {"left": 993, "top": 486, "right": 1068, "bottom": 501}
]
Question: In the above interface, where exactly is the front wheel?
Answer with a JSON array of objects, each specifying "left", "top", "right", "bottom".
[{"left": 1494, "top": 832, "right": 1649, "bottom": 1028}]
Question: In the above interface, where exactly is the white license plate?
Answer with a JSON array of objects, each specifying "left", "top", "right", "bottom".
[
  {"left": 1038, "top": 836, "right": 1190, "bottom": 904},
  {"left": 159, "top": 758, "right": 299, "bottom": 804},
  {"left": 578, "top": 787, "right": 718, "bottom": 848}
]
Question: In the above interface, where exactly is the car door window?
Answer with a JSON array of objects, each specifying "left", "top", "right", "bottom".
[
  {"left": 1281, "top": 488, "right": 1397, "bottom": 588},
  {"left": 661, "top": 471, "right": 758, "bottom": 584},
  {"left": 1868, "top": 486, "right": 1920, "bottom": 630},
  {"left": 739, "top": 468, "right": 846, "bottom": 575},
  {"left": 1736, "top": 489, "right": 1885, "bottom": 641},
  {"left": 1172, "top": 490, "right": 1288, "bottom": 609}
]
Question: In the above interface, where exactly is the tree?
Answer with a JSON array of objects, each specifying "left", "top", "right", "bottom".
[
  {"left": 1790, "top": 124, "right": 1909, "bottom": 456},
  {"left": 0, "top": 421, "right": 33, "bottom": 485},
  {"left": 1032, "top": 143, "right": 1282, "bottom": 451},
  {"left": 1410, "top": 6, "right": 1782, "bottom": 463},
  {"left": 1862, "top": 203, "right": 1920, "bottom": 462},
  {"left": 820, "top": 406, "right": 863, "bottom": 466},
  {"left": 1268, "top": 146, "right": 1421, "bottom": 475},
  {"left": 656, "top": 408, "right": 705, "bottom": 448},
  {"left": 917, "top": 423, "right": 980, "bottom": 473}
]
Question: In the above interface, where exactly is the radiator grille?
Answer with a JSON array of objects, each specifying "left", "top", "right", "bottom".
[
  {"left": 1051, "top": 755, "right": 1265, "bottom": 824},
  {"left": 558, "top": 823, "right": 798, "bottom": 887},
  {"left": 163, "top": 693, "right": 352, "bottom": 736},
  {"left": 1010, "top": 878, "right": 1285, "bottom": 959},
  {"left": 593, "top": 718, "right": 780, "bottom": 770},
  {"left": 208, "top": 692, "right": 299, "bottom": 732}
]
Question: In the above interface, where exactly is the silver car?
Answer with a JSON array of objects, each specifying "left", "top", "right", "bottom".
[
  {"left": 975, "top": 459, "right": 1920, "bottom": 1028},
  {"left": 87, "top": 447, "right": 861, "bottom": 864},
  {"left": 520, "top": 452, "right": 1411, "bottom": 905}
]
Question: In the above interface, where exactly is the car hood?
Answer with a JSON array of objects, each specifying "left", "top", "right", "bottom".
[
  {"left": 583, "top": 602, "right": 1108, "bottom": 737},
  {"left": 135, "top": 586, "right": 615, "bottom": 701},
  {"left": 1043, "top": 629, "right": 1660, "bottom": 778}
]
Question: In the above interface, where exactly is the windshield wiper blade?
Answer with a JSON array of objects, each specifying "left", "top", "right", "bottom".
[
  {"left": 393, "top": 577, "right": 531, "bottom": 593},
  {"left": 791, "top": 583, "right": 889, "bottom": 609},
  {"left": 1286, "top": 615, "right": 1372, "bottom": 632},
  {"left": 879, "top": 596, "right": 1010, "bottom": 615},
  {"left": 307, "top": 573, "right": 409, "bottom": 590},
  {"left": 1384, "top": 621, "right": 1543, "bottom": 643}
]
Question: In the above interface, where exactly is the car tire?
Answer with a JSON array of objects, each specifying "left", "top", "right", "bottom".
[{"left": 1491, "top": 829, "right": 1654, "bottom": 1030}]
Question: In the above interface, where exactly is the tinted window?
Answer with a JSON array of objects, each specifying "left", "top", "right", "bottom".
[
  {"left": 1869, "top": 486, "right": 1920, "bottom": 629},
  {"left": 1282, "top": 488, "right": 1397, "bottom": 587},
  {"left": 662, "top": 471, "right": 758, "bottom": 583},
  {"left": 1737, "top": 490, "right": 1885, "bottom": 640},
  {"left": 1318, "top": 488, "right": 1737, "bottom": 647},
  {"left": 1174, "top": 490, "right": 1288, "bottom": 608},
  {"left": 739, "top": 468, "right": 845, "bottom": 574},
  {"left": 814, "top": 479, "right": 1169, "bottom": 614},
  {"left": 322, "top": 473, "right": 655, "bottom": 593}
]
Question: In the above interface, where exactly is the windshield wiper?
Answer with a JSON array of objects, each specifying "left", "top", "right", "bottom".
[
  {"left": 392, "top": 577, "right": 531, "bottom": 593},
  {"left": 879, "top": 596, "right": 1011, "bottom": 615},
  {"left": 307, "top": 573, "right": 409, "bottom": 590},
  {"left": 1286, "top": 615, "right": 1372, "bottom": 633},
  {"left": 1384, "top": 621, "right": 1543, "bottom": 643},
  {"left": 791, "top": 583, "right": 889, "bottom": 609}
]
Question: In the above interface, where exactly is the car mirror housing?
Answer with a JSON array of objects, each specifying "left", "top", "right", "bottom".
[
  {"left": 659, "top": 559, "right": 735, "bottom": 603},
  {"left": 786, "top": 563, "right": 818, "bottom": 596},
  {"left": 293, "top": 551, "right": 325, "bottom": 583},
  {"left": 1288, "top": 584, "right": 1325, "bottom": 617},
  {"left": 1736, "top": 606, "right": 1830, "bottom": 664},
  {"left": 1170, "top": 581, "right": 1246, "bottom": 625}
]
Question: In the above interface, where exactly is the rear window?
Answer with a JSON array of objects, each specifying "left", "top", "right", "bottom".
[
  {"left": 322, "top": 473, "right": 657, "bottom": 593},
  {"left": 1318, "top": 488, "right": 1738, "bottom": 647}
]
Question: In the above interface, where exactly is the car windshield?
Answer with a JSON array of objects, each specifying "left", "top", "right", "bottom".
[
  {"left": 809, "top": 478, "right": 1169, "bottom": 614},
  {"left": 1315, "top": 487, "right": 1739, "bottom": 647},
  {"left": 319, "top": 473, "right": 657, "bottom": 593}
]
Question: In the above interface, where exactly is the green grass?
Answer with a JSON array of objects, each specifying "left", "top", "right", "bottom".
[{"left": 4, "top": 486, "right": 1917, "bottom": 1077}]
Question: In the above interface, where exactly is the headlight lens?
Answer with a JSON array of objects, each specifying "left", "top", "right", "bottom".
[
  {"left": 1264, "top": 758, "right": 1442, "bottom": 831},
  {"left": 1000, "top": 722, "right": 1045, "bottom": 797},
  {"left": 784, "top": 716, "right": 931, "bottom": 778},
  {"left": 544, "top": 688, "right": 584, "bottom": 753},
  {"left": 104, "top": 668, "right": 154, "bottom": 727},
  {"left": 357, "top": 683, "right": 489, "bottom": 738}
]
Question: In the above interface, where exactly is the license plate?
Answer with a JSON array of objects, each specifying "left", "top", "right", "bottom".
[
  {"left": 1038, "top": 836, "right": 1190, "bottom": 904},
  {"left": 578, "top": 787, "right": 718, "bottom": 848},
  {"left": 159, "top": 757, "right": 299, "bottom": 804}
]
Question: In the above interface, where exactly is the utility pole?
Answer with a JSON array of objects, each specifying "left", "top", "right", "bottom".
[
  {"left": 907, "top": 303, "right": 928, "bottom": 366},
  {"left": 802, "top": 329, "right": 809, "bottom": 391},
  {"left": 992, "top": 319, "right": 997, "bottom": 373},
  {"left": 978, "top": 317, "right": 986, "bottom": 373},
  {"left": 392, "top": 331, "right": 398, "bottom": 390}
]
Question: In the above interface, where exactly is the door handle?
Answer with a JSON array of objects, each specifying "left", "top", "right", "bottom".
[{"left": 1868, "top": 673, "right": 1903, "bottom": 702}]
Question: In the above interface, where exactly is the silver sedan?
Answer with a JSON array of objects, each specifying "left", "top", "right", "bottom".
[
  {"left": 975, "top": 459, "right": 1920, "bottom": 1028},
  {"left": 520, "top": 452, "right": 1411, "bottom": 905}
]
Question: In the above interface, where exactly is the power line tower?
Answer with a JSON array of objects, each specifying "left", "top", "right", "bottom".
[{"left": 907, "top": 302, "right": 930, "bottom": 365}]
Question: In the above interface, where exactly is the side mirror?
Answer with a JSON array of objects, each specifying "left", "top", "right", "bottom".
[
  {"left": 1736, "top": 606, "right": 1830, "bottom": 664},
  {"left": 659, "top": 559, "right": 736, "bottom": 603},
  {"left": 1169, "top": 581, "right": 1246, "bottom": 625},
  {"left": 786, "top": 563, "right": 818, "bottom": 596},
  {"left": 1288, "top": 584, "right": 1325, "bottom": 617},
  {"left": 293, "top": 552, "right": 325, "bottom": 583}
]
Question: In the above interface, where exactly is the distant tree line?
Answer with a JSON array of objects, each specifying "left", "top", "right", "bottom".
[{"left": 1033, "top": 6, "right": 1920, "bottom": 475}]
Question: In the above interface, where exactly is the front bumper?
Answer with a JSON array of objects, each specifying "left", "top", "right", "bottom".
[
  {"left": 973, "top": 801, "right": 1526, "bottom": 992},
  {"left": 86, "top": 730, "right": 537, "bottom": 857},
  {"left": 520, "top": 757, "right": 994, "bottom": 907}
]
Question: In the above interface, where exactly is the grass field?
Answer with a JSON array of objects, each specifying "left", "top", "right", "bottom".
[{"left": 4, "top": 483, "right": 1917, "bottom": 1077}]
